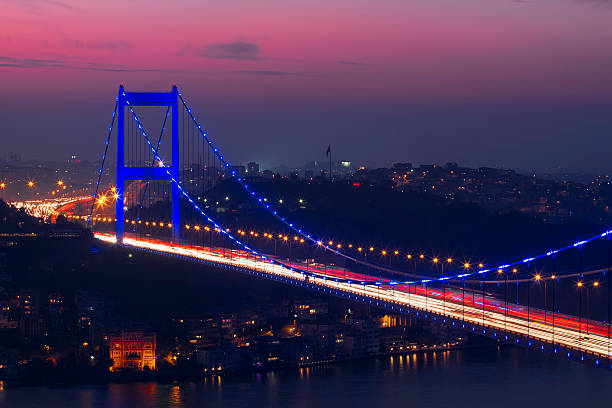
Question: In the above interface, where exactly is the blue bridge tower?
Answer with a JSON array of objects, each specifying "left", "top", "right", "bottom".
[{"left": 115, "top": 85, "right": 181, "bottom": 243}]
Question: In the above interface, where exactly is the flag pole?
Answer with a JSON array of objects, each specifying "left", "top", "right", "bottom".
[{"left": 329, "top": 147, "right": 332, "bottom": 180}]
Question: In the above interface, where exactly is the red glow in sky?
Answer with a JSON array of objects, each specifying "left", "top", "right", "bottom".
[{"left": 1, "top": 0, "right": 612, "bottom": 171}]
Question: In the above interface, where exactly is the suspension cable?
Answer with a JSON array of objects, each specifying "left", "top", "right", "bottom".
[
  {"left": 88, "top": 96, "right": 119, "bottom": 227},
  {"left": 175, "top": 88, "right": 612, "bottom": 285}
]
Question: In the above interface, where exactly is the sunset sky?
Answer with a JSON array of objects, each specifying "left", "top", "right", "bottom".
[{"left": 2, "top": 0, "right": 612, "bottom": 172}]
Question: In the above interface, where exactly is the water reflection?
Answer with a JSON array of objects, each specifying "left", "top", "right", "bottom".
[
  {"left": 2, "top": 348, "right": 612, "bottom": 408},
  {"left": 170, "top": 385, "right": 182, "bottom": 407}
]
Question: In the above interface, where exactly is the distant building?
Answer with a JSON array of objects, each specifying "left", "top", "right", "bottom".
[
  {"left": 393, "top": 162, "right": 412, "bottom": 172},
  {"left": 197, "top": 344, "right": 241, "bottom": 373},
  {"left": 48, "top": 292, "right": 64, "bottom": 330},
  {"left": 14, "top": 290, "right": 39, "bottom": 316},
  {"left": 74, "top": 290, "right": 113, "bottom": 329},
  {"left": 247, "top": 162, "right": 260, "bottom": 175},
  {"left": 293, "top": 299, "right": 328, "bottom": 319},
  {"left": 342, "top": 319, "right": 380, "bottom": 356},
  {"left": 261, "top": 170, "right": 275, "bottom": 179},
  {"left": 108, "top": 330, "right": 156, "bottom": 371}
]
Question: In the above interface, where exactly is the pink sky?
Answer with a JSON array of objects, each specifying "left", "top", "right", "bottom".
[{"left": 1, "top": 0, "right": 612, "bottom": 171}]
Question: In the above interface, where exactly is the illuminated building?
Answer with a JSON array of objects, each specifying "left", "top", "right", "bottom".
[
  {"left": 293, "top": 299, "right": 328, "bottom": 319},
  {"left": 108, "top": 331, "right": 156, "bottom": 371}
]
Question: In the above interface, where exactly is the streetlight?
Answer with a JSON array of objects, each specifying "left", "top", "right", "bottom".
[
  {"left": 441, "top": 258, "right": 453, "bottom": 317},
  {"left": 587, "top": 281, "right": 600, "bottom": 334},
  {"left": 96, "top": 195, "right": 107, "bottom": 207},
  {"left": 577, "top": 281, "right": 583, "bottom": 350},
  {"left": 462, "top": 262, "right": 470, "bottom": 322},
  {"left": 512, "top": 268, "right": 519, "bottom": 304}
]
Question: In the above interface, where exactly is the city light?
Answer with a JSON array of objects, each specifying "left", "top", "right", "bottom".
[{"left": 27, "top": 181, "right": 35, "bottom": 188}]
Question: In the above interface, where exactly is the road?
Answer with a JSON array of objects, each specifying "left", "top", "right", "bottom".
[{"left": 95, "top": 232, "right": 612, "bottom": 359}]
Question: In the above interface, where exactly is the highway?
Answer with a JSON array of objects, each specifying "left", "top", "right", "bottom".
[{"left": 94, "top": 232, "right": 612, "bottom": 359}]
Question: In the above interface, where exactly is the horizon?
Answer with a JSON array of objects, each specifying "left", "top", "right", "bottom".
[{"left": 3, "top": 149, "right": 612, "bottom": 178}]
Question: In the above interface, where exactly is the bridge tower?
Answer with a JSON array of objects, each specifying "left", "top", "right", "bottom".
[{"left": 115, "top": 85, "right": 180, "bottom": 243}]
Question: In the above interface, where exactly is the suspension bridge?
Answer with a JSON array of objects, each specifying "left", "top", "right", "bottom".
[{"left": 60, "top": 85, "right": 612, "bottom": 368}]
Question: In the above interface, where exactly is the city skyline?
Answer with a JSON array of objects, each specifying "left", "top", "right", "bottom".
[{"left": 2, "top": 0, "right": 612, "bottom": 173}]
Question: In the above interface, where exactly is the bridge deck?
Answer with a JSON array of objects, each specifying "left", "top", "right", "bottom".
[{"left": 95, "top": 233, "right": 612, "bottom": 361}]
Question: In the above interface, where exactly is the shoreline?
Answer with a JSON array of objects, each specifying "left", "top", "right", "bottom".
[{"left": 0, "top": 343, "right": 495, "bottom": 389}]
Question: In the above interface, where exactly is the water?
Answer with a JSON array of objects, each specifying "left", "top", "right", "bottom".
[{"left": 2, "top": 347, "right": 612, "bottom": 407}]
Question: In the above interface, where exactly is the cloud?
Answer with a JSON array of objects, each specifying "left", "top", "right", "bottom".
[
  {"left": 573, "top": 0, "right": 612, "bottom": 5},
  {"left": 0, "top": 56, "right": 175, "bottom": 73},
  {"left": 231, "top": 70, "right": 307, "bottom": 77},
  {"left": 2, "top": 0, "right": 82, "bottom": 14},
  {"left": 0, "top": 57, "right": 65, "bottom": 68},
  {"left": 338, "top": 60, "right": 367, "bottom": 66},
  {"left": 200, "top": 41, "right": 260, "bottom": 60}
]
